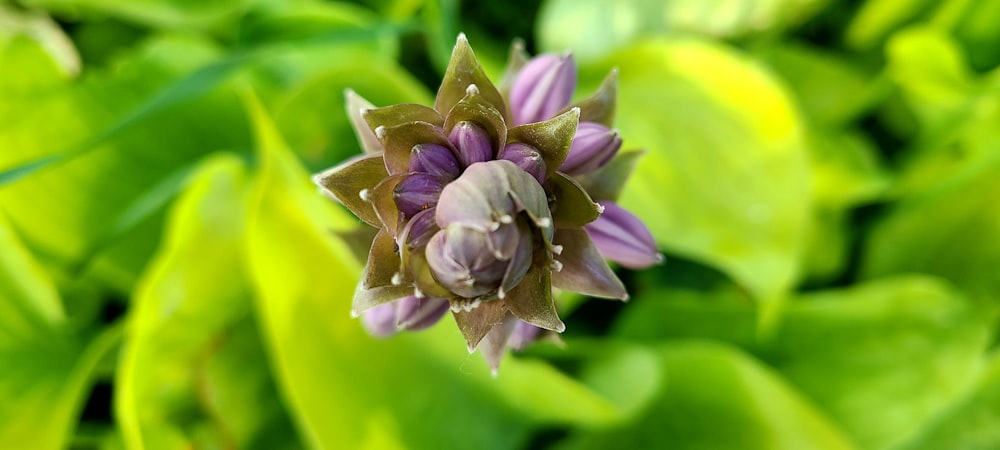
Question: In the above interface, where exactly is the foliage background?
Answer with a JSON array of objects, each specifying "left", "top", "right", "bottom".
[{"left": 1, "top": 0, "right": 999, "bottom": 448}]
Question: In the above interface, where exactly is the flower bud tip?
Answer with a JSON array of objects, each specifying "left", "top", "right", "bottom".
[
  {"left": 551, "top": 259, "right": 563, "bottom": 272},
  {"left": 551, "top": 244, "right": 563, "bottom": 255}
]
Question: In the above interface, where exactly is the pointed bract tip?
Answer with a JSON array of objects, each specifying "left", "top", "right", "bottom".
[
  {"left": 554, "top": 322, "right": 567, "bottom": 333},
  {"left": 457, "top": 32, "right": 468, "bottom": 45},
  {"left": 490, "top": 368, "right": 499, "bottom": 378},
  {"left": 350, "top": 310, "right": 360, "bottom": 319},
  {"left": 466, "top": 84, "right": 480, "bottom": 96},
  {"left": 374, "top": 125, "right": 387, "bottom": 140}
]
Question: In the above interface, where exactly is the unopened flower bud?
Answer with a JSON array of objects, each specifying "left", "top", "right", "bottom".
[
  {"left": 425, "top": 223, "right": 531, "bottom": 299},
  {"left": 410, "top": 143, "right": 461, "bottom": 180},
  {"left": 499, "top": 143, "right": 547, "bottom": 183},
  {"left": 394, "top": 173, "right": 444, "bottom": 218},
  {"left": 509, "top": 53, "right": 576, "bottom": 126},
  {"left": 507, "top": 320, "right": 541, "bottom": 351},
  {"left": 561, "top": 122, "right": 621, "bottom": 175},
  {"left": 361, "top": 303, "right": 398, "bottom": 338},
  {"left": 396, "top": 296, "right": 450, "bottom": 330},
  {"left": 449, "top": 121, "right": 493, "bottom": 167},
  {"left": 584, "top": 201, "right": 663, "bottom": 269},
  {"left": 399, "top": 207, "right": 438, "bottom": 250}
]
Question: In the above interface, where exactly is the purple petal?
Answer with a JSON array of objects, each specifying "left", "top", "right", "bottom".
[
  {"left": 507, "top": 320, "right": 541, "bottom": 351},
  {"left": 449, "top": 121, "right": 493, "bottom": 167},
  {"left": 394, "top": 173, "right": 444, "bottom": 218},
  {"left": 410, "top": 143, "right": 461, "bottom": 180},
  {"left": 509, "top": 53, "right": 577, "bottom": 126},
  {"left": 396, "top": 296, "right": 450, "bottom": 331},
  {"left": 361, "top": 302, "right": 398, "bottom": 338},
  {"left": 561, "top": 122, "right": 622, "bottom": 175},
  {"left": 499, "top": 142, "right": 547, "bottom": 183},
  {"left": 585, "top": 202, "right": 663, "bottom": 269}
]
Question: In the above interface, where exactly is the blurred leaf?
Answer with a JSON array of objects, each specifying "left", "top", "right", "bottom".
[
  {"left": 771, "top": 276, "right": 996, "bottom": 449},
  {"left": 592, "top": 38, "right": 810, "bottom": 302},
  {"left": 898, "top": 352, "right": 1000, "bottom": 450},
  {"left": 614, "top": 276, "right": 996, "bottom": 449},
  {"left": 116, "top": 154, "right": 300, "bottom": 449},
  {"left": 0, "top": 34, "right": 251, "bottom": 291},
  {"left": 756, "top": 43, "right": 876, "bottom": 127},
  {"left": 862, "top": 158, "right": 1000, "bottom": 294},
  {"left": 0, "top": 211, "right": 120, "bottom": 450},
  {"left": 0, "top": 4, "right": 80, "bottom": 77},
  {"left": 21, "top": 0, "right": 254, "bottom": 31},
  {"left": 799, "top": 130, "right": 888, "bottom": 282},
  {"left": 555, "top": 341, "right": 856, "bottom": 450},
  {"left": 886, "top": 27, "right": 1000, "bottom": 197},
  {"left": 845, "top": 0, "right": 937, "bottom": 49},
  {"left": 538, "top": 0, "right": 828, "bottom": 62},
  {"left": 614, "top": 289, "right": 760, "bottom": 350},
  {"left": 243, "top": 91, "right": 627, "bottom": 449}
]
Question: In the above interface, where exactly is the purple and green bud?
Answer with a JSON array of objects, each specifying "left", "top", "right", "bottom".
[
  {"left": 499, "top": 143, "right": 547, "bottom": 183},
  {"left": 394, "top": 173, "right": 444, "bottom": 218},
  {"left": 315, "top": 34, "right": 659, "bottom": 372},
  {"left": 561, "top": 122, "right": 622, "bottom": 175},
  {"left": 396, "top": 296, "right": 451, "bottom": 330},
  {"left": 585, "top": 201, "right": 663, "bottom": 269},
  {"left": 509, "top": 53, "right": 577, "bottom": 126},
  {"left": 410, "top": 143, "right": 461, "bottom": 180},
  {"left": 449, "top": 121, "right": 493, "bottom": 167}
]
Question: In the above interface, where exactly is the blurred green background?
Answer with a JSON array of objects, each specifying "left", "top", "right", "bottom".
[{"left": 2, "top": 0, "right": 1000, "bottom": 449}]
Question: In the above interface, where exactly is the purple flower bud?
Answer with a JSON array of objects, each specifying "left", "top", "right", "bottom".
[
  {"left": 394, "top": 173, "right": 444, "bottom": 218},
  {"left": 361, "top": 303, "right": 398, "bottom": 338},
  {"left": 410, "top": 143, "right": 460, "bottom": 180},
  {"left": 399, "top": 207, "right": 438, "bottom": 250},
  {"left": 509, "top": 53, "right": 577, "bottom": 126},
  {"left": 425, "top": 224, "right": 531, "bottom": 299},
  {"left": 449, "top": 121, "right": 494, "bottom": 167},
  {"left": 499, "top": 143, "right": 547, "bottom": 183},
  {"left": 561, "top": 122, "right": 621, "bottom": 175},
  {"left": 507, "top": 320, "right": 541, "bottom": 351},
  {"left": 396, "top": 296, "right": 450, "bottom": 331},
  {"left": 584, "top": 201, "right": 663, "bottom": 269}
]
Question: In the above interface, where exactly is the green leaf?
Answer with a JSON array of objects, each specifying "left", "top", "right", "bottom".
[
  {"left": 116, "top": 154, "right": 300, "bottom": 449},
  {"left": 770, "top": 276, "right": 995, "bottom": 450},
  {"left": 614, "top": 276, "right": 997, "bottom": 449},
  {"left": 594, "top": 38, "right": 810, "bottom": 302},
  {"left": 886, "top": 27, "right": 1000, "bottom": 197},
  {"left": 244, "top": 91, "right": 622, "bottom": 449},
  {"left": 0, "top": 34, "right": 252, "bottom": 291},
  {"left": 897, "top": 352, "right": 1000, "bottom": 450},
  {"left": 537, "top": 0, "right": 829, "bottom": 62},
  {"left": 20, "top": 0, "right": 255, "bottom": 31},
  {"left": 0, "top": 211, "right": 120, "bottom": 450},
  {"left": 845, "top": 0, "right": 938, "bottom": 49},
  {"left": 555, "top": 341, "right": 856, "bottom": 450},
  {"left": 862, "top": 158, "right": 1000, "bottom": 294},
  {"left": 756, "top": 43, "right": 877, "bottom": 127}
]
